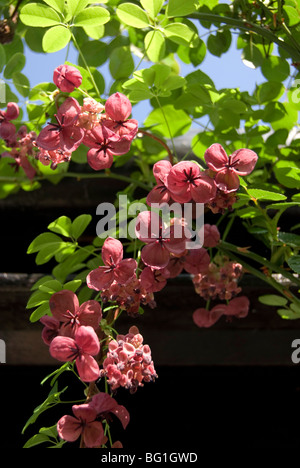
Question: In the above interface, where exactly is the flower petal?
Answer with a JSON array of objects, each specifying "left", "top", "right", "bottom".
[
  {"left": 204, "top": 143, "right": 228, "bottom": 172},
  {"left": 57, "top": 415, "right": 82, "bottom": 443},
  {"left": 49, "top": 335, "right": 78, "bottom": 362},
  {"left": 102, "top": 236, "right": 123, "bottom": 265},
  {"left": 141, "top": 242, "right": 170, "bottom": 269},
  {"left": 87, "top": 148, "right": 113, "bottom": 171},
  {"left": 77, "top": 300, "right": 102, "bottom": 329},
  {"left": 86, "top": 266, "right": 114, "bottom": 291},
  {"left": 231, "top": 148, "right": 258, "bottom": 175},
  {"left": 114, "top": 258, "right": 137, "bottom": 284},
  {"left": 75, "top": 325, "right": 100, "bottom": 355},
  {"left": 49, "top": 290, "right": 79, "bottom": 322},
  {"left": 215, "top": 168, "right": 240, "bottom": 193},
  {"left": 83, "top": 421, "right": 104, "bottom": 448},
  {"left": 105, "top": 92, "right": 132, "bottom": 121},
  {"left": 76, "top": 354, "right": 100, "bottom": 382}
]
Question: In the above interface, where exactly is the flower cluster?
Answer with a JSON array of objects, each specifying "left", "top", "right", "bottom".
[
  {"left": 40, "top": 290, "right": 102, "bottom": 382},
  {"left": 0, "top": 103, "right": 37, "bottom": 178},
  {"left": 35, "top": 64, "right": 138, "bottom": 171},
  {"left": 192, "top": 257, "right": 244, "bottom": 301},
  {"left": 57, "top": 391, "right": 129, "bottom": 448},
  {"left": 101, "top": 326, "right": 157, "bottom": 393}
]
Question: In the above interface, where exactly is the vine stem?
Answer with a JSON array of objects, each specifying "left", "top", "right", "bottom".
[
  {"left": 70, "top": 31, "right": 101, "bottom": 98},
  {"left": 218, "top": 241, "right": 300, "bottom": 306},
  {"left": 189, "top": 12, "right": 300, "bottom": 62},
  {"left": 138, "top": 129, "right": 174, "bottom": 165},
  {"left": 0, "top": 170, "right": 151, "bottom": 191}
]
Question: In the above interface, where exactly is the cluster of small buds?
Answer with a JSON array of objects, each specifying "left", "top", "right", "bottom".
[
  {"left": 100, "top": 276, "right": 157, "bottom": 317},
  {"left": 192, "top": 258, "right": 243, "bottom": 301},
  {"left": 207, "top": 189, "right": 238, "bottom": 214},
  {"left": 101, "top": 326, "right": 157, "bottom": 393},
  {"left": 78, "top": 97, "right": 105, "bottom": 130}
]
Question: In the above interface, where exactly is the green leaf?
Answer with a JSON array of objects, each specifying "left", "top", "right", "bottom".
[
  {"left": 283, "top": 5, "right": 300, "bottom": 26},
  {"left": 20, "top": 3, "right": 62, "bottom": 27},
  {"left": 66, "top": 0, "right": 90, "bottom": 17},
  {"left": 22, "top": 384, "right": 68, "bottom": 433},
  {"left": 31, "top": 275, "right": 54, "bottom": 291},
  {"left": 83, "top": 24, "right": 105, "bottom": 39},
  {"left": 109, "top": 46, "right": 134, "bottom": 80},
  {"left": 261, "top": 56, "right": 290, "bottom": 83},
  {"left": 4, "top": 52, "right": 25, "bottom": 79},
  {"left": 141, "top": 0, "right": 163, "bottom": 18},
  {"left": 144, "top": 104, "right": 191, "bottom": 138},
  {"left": 48, "top": 216, "right": 72, "bottom": 238},
  {"left": 26, "top": 290, "right": 50, "bottom": 309},
  {"left": 71, "top": 214, "right": 92, "bottom": 240},
  {"left": 287, "top": 255, "right": 300, "bottom": 274},
  {"left": 278, "top": 232, "right": 300, "bottom": 247},
  {"left": 256, "top": 81, "right": 284, "bottom": 104},
  {"left": 247, "top": 188, "right": 287, "bottom": 201},
  {"left": 27, "top": 232, "right": 63, "bottom": 254},
  {"left": 258, "top": 295, "right": 288, "bottom": 307},
  {"left": 144, "top": 30, "right": 165, "bottom": 62},
  {"left": 63, "top": 279, "right": 82, "bottom": 292},
  {"left": 163, "top": 22, "right": 196, "bottom": 46},
  {"left": 23, "top": 433, "right": 52, "bottom": 449},
  {"left": 12, "top": 72, "right": 30, "bottom": 97},
  {"left": 38, "top": 279, "right": 62, "bottom": 294},
  {"left": 207, "top": 30, "right": 231, "bottom": 57},
  {"left": 277, "top": 308, "right": 300, "bottom": 320},
  {"left": 42, "top": 26, "right": 71, "bottom": 52},
  {"left": 29, "top": 301, "right": 51, "bottom": 322},
  {"left": 274, "top": 160, "right": 300, "bottom": 189},
  {"left": 116, "top": 3, "right": 150, "bottom": 28},
  {"left": 74, "top": 6, "right": 110, "bottom": 27},
  {"left": 167, "top": 0, "right": 197, "bottom": 16},
  {"left": 0, "top": 44, "right": 6, "bottom": 72},
  {"left": 43, "top": 0, "right": 65, "bottom": 14}
]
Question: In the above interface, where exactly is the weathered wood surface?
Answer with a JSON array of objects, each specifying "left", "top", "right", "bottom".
[{"left": 0, "top": 272, "right": 299, "bottom": 366}]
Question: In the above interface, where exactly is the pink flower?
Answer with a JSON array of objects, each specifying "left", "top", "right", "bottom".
[
  {"left": 87, "top": 237, "right": 137, "bottom": 291},
  {"left": 53, "top": 64, "right": 82, "bottom": 93},
  {"left": 57, "top": 392, "right": 129, "bottom": 448},
  {"left": 192, "top": 304, "right": 226, "bottom": 328},
  {"left": 204, "top": 143, "right": 258, "bottom": 193},
  {"left": 49, "top": 325, "right": 100, "bottom": 382},
  {"left": 223, "top": 296, "right": 250, "bottom": 318},
  {"left": 40, "top": 315, "right": 60, "bottom": 345},
  {"left": 57, "top": 403, "right": 104, "bottom": 447},
  {"left": 167, "top": 161, "right": 217, "bottom": 203},
  {"left": 140, "top": 266, "right": 167, "bottom": 292},
  {"left": 146, "top": 160, "right": 173, "bottom": 205},
  {"left": 37, "top": 148, "right": 72, "bottom": 169},
  {"left": 49, "top": 289, "right": 102, "bottom": 337},
  {"left": 135, "top": 211, "right": 188, "bottom": 269},
  {"left": 0, "top": 102, "right": 19, "bottom": 142},
  {"left": 89, "top": 392, "right": 130, "bottom": 430},
  {"left": 202, "top": 224, "right": 220, "bottom": 248},
  {"left": 103, "top": 92, "right": 138, "bottom": 140},
  {"left": 83, "top": 123, "right": 132, "bottom": 171},
  {"left": 36, "top": 97, "right": 85, "bottom": 153}
]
